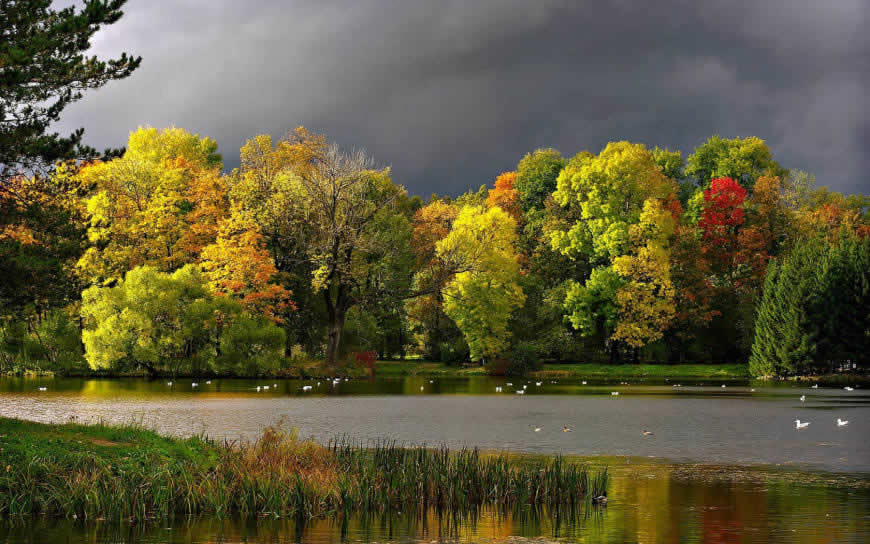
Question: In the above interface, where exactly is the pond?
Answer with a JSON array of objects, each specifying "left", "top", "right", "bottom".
[{"left": 1, "top": 376, "right": 868, "bottom": 543}]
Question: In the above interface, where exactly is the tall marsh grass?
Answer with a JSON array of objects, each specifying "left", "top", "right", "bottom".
[{"left": 0, "top": 420, "right": 608, "bottom": 521}]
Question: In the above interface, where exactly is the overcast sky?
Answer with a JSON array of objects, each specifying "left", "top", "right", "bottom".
[{"left": 56, "top": 0, "right": 868, "bottom": 195}]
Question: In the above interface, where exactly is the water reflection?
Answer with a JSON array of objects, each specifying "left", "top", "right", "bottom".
[{"left": 2, "top": 463, "right": 867, "bottom": 543}]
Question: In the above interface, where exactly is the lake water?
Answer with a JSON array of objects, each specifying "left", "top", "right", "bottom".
[{"left": 1, "top": 376, "right": 868, "bottom": 543}]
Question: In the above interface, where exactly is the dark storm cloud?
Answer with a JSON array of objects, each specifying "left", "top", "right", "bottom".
[{"left": 56, "top": 0, "right": 869, "bottom": 194}]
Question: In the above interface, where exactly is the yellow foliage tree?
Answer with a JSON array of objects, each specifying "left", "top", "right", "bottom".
[
  {"left": 76, "top": 127, "right": 227, "bottom": 283},
  {"left": 437, "top": 205, "right": 525, "bottom": 360}
]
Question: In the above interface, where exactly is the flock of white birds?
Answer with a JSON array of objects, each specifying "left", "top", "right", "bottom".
[{"left": 33, "top": 379, "right": 856, "bottom": 433}]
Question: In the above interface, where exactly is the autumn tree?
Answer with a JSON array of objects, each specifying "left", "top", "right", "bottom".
[
  {"left": 437, "top": 205, "right": 525, "bottom": 361},
  {"left": 76, "top": 127, "right": 226, "bottom": 283},
  {"left": 0, "top": 0, "right": 140, "bottom": 183},
  {"left": 485, "top": 171, "right": 521, "bottom": 221},
  {"left": 231, "top": 128, "right": 411, "bottom": 365},
  {"left": 200, "top": 208, "right": 293, "bottom": 323},
  {"left": 552, "top": 142, "right": 678, "bottom": 359},
  {"left": 406, "top": 200, "right": 464, "bottom": 361}
]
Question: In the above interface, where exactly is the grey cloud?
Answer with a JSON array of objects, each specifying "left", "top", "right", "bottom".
[{"left": 56, "top": 0, "right": 868, "bottom": 194}]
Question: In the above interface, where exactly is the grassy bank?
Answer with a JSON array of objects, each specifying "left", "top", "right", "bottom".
[
  {"left": 0, "top": 418, "right": 608, "bottom": 521},
  {"left": 375, "top": 361, "right": 750, "bottom": 379}
]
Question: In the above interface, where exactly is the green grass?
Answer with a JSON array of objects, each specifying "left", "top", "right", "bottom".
[
  {"left": 375, "top": 360, "right": 749, "bottom": 379},
  {"left": 375, "top": 360, "right": 488, "bottom": 376},
  {"left": 533, "top": 362, "right": 750, "bottom": 379},
  {"left": 0, "top": 417, "right": 607, "bottom": 521}
]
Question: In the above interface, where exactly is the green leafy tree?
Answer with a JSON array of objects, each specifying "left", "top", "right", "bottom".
[
  {"left": 81, "top": 264, "right": 285, "bottom": 376},
  {"left": 437, "top": 206, "right": 525, "bottom": 361},
  {"left": 0, "top": 0, "right": 141, "bottom": 182},
  {"left": 515, "top": 148, "right": 565, "bottom": 215},
  {"left": 685, "top": 135, "right": 785, "bottom": 190},
  {"left": 551, "top": 142, "right": 674, "bottom": 261}
]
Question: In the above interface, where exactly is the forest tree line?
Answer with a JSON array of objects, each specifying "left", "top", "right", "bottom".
[
  {"left": 1, "top": 127, "right": 867, "bottom": 377},
  {"left": 2, "top": 2, "right": 866, "bottom": 378}
]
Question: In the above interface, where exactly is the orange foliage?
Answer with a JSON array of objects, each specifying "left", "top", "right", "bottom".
[
  {"left": 200, "top": 210, "right": 294, "bottom": 322},
  {"left": 411, "top": 200, "right": 459, "bottom": 267},
  {"left": 486, "top": 171, "right": 521, "bottom": 221}
]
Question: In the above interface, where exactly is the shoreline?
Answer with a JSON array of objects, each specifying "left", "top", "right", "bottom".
[{"left": 4, "top": 360, "right": 867, "bottom": 385}]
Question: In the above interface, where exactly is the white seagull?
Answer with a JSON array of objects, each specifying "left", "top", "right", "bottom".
[
  {"left": 611, "top": 392, "right": 619, "bottom": 396},
  {"left": 582, "top": 381, "right": 587, "bottom": 385},
  {"left": 837, "top": 418, "right": 849, "bottom": 427},
  {"left": 495, "top": 386, "right": 502, "bottom": 392},
  {"left": 844, "top": 387, "right": 854, "bottom": 391},
  {"left": 800, "top": 395, "right": 805, "bottom": 402},
  {"left": 192, "top": 382, "right": 198, "bottom": 388},
  {"left": 38, "top": 387, "right": 47, "bottom": 391},
  {"left": 811, "top": 384, "right": 818, "bottom": 389},
  {"left": 794, "top": 419, "right": 810, "bottom": 429},
  {"left": 302, "top": 385, "right": 312, "bottom": 391},
  {"left": 516, "top": 390, "right": 525, "bottom": 395}
]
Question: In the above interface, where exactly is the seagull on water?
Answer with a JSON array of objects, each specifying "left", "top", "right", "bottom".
[
  {"left": 205, "top": 380, "right": 211, "bottom": 385},
  {"left": 811, "top": 384, "right": 818, "bottom": 389},
  {"left": 495, "top": 386, "right": 502, "bottom": 392},
  {"left": 800, "top": 395, "right": 805, "bottom": 402},
  {"left": 837, "top": 418, "right": 849, "bottom": 427},
  {"left": 192, "top": 382, "right": 198, "bottom": 388},
  {"left": 167, "top": 381, "right": 173, "bottom": 387},
  {"left": 794, "top": 419, "right": 810, "bottom": 429},
  {"left": 535, "top": 381, "right": 542, "bottom": 386},
  {"left": 533, "top": 426, "right": 542, "bottom": 432},
  {"left": 302, "top": 385, "right": 312, "bottom": 391},
  {"left": 562, "top": 425, "right": 574, "bottom": 432},
  {"left": 38, "top": 387, "right": 47, "bottom": 391},
  {"left": 844, "top": 387, "right": 854, "bottom": 391},
  {"left": 642, "top": 430, "right": 654, "bottom": 436},
  {"left": 582, "top": 381, "right": 587, "bottom": 385},
  {"left": 516, "top": 390, "right": 525, "bottom": 395},
  {"left": 611, "top": 392, "right": 619, "bottom": 396}
]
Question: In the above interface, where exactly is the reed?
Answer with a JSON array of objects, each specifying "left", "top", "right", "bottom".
[{"left": 0, "top": 418, "right": 607, "bottom": 521}]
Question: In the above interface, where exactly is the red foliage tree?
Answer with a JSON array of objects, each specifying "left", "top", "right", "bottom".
[{"left": 698, "top": 177, "right": 747, "bottom": 282}]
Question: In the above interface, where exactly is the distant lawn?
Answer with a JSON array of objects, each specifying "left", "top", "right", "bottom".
[
  {"left": 534, "top": 362, "right": 749, "bottom": 379},
  {"left": 375, "top": 360, "right": 749, "bottom": 379}
]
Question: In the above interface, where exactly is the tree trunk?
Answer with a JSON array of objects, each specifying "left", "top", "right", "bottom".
[{"left": 325, "top": 310, "right": 346, "bottom": 366}]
